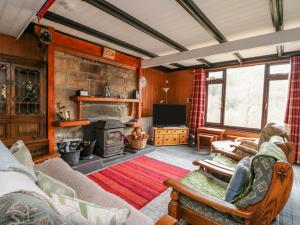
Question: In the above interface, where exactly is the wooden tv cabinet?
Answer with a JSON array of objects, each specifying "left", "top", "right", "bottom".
[{"left": 152, "top": 127, "right": 189, "bottom": 146}]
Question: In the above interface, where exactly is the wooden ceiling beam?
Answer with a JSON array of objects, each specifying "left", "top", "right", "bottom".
[
  {"left": 142, "top": 27, "right": 300, "bottom": 68},
  {"left": 43, "top": 12, "right": 184, "bottom": 70},
  {"left": 82, "top": 0, "right": 187, "bottom": 69},
  {"left": 268, "top": 0, "right": 284, "bottom": 57},
  {"left": 176, "top": 0, "right": 243, "bottom": 64}
]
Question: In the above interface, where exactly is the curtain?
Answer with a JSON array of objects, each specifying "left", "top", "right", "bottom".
[
  {"left": 189, "top": 68, "right": 206, "bottom": 134},
  {"left": 285, "top": 56, "right": 300, "bottom": 164}
]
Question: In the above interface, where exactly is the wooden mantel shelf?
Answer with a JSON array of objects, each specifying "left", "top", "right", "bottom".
[
  {"left": 71, "top": 96, "right": 140, "bottom": 103},
  {"left": 52, "top": 119, "right": 90, "bottom": 127}
]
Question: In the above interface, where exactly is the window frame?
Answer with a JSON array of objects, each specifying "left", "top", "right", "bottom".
[{"left": 205, "top": 61, "right": 289, "bottom": 132}]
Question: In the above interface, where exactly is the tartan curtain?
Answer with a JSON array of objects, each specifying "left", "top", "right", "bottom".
[
  {"left": 285, "top": 56, "right": 300, "bottom": 164},
  {"left": 189, "top": 68, "right": 206, "bottom": 134}
]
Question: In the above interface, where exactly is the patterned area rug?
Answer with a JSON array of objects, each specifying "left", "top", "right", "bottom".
[{"left": 87, "top": 156, "right": 190, "bottom": 209}]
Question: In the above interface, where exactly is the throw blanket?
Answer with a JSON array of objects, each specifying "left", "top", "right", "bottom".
[
  {"left": 0, "top": 143, "right": 36, "bottom": 182},
  {"left": 258, "top": 123, "right": 289, "bottom": 148}
]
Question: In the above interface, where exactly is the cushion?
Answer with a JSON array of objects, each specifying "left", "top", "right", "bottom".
[
  {"left": 225, "top": 157, "right": 251, "bottom": 202},
  {"left": 0, "top": 141, "right": 36, "bottom": 182},
  {"left": 35, "top": 158, "right": 154, "bottom": 225},
  {"left": 36, "top": 171, "right": 77, "bottom": 198},
  {"left": 0, "top": 192, "right": 64, "bottom": 225},
  {"left": 235, "top": 156, "right": 276, "bottom": 208},
  {"left": 51, "top": 194, "right": 131, "bottom": 225},
  {"left": 180, "top": 170, "right": 227, "bottom": 200},
  {"left": 209, "top": 154, "right": 238, "bottom": 171},
  {"left": 180, "top": 195, "right": 244, "bottom": 225},
  {"left": 10, "top": 140, "right": 35, "bottom": 177}
]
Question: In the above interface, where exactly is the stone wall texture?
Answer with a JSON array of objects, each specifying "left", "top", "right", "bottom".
[{"left": 54, "top": 51, "right": 137, "bottom": 143}]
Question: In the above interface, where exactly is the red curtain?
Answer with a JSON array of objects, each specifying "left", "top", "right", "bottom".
[
  {"left": 189, "top": 68, "right": 206, "bottom": 134},
  {"left": 285, "top": 56, "right": 300, "bottom": 163}
]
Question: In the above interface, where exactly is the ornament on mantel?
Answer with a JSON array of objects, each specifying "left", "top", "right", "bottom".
[
  {"left": 56, "top": 103, "right": 71, "bottom": 121},
  {"left": 103, "top": 82, "right": 111, "bottom": 97}
]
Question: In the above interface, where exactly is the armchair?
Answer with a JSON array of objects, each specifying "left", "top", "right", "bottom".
[
  {"left": 196, "top": 138, "right": 295, "bottom": 179},
  {"left": 164, "top": 148, "right": 294, "bottom": 225}
]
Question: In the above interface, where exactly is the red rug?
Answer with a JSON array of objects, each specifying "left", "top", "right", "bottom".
[{"left": 87, "top": 156, "right": 190, "bottom": 209}]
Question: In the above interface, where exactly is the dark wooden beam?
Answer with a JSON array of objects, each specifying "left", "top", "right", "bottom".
[
  {"left": 269, "top": 0, "right": 283, "bottom": 32},
  {"left": 268, "top": 0, "right": 284, "bottom": 57},
  {"left": 233, "top": 52, "right": 243, "bottom": 63},
  {"left": 276, "top": 45, "right": 284, "bottom": 57},
  {"left": 176, "top": 0, "right": 227, "bottom": 43},
  {"left": 83, "top": 0, "right": 188, "bottom": 52},
  {"left": 43, "top": 12, "right": 184, "bottom": 70},
  {"left": 44, "top": 11, "right": 157, "bottom": 58},
  {"left": 196, "top": 58, "right": 212, "bottom": 67},
  {"left": 176, "top": 0, "right": 243, "bottom": 63}
]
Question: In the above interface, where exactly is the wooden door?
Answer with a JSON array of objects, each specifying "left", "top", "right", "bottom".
[{"left": 10, "top": 64, "right": 47, "bottom": 142}]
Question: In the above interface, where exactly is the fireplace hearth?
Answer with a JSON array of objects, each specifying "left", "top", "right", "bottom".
[{"left": 93, "top": 119, "right": 125, "bottom": 157}]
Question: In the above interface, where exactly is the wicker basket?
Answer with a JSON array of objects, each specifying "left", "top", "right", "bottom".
[{"left": 128, "top": 135, "right": 148, "bottom": 150}]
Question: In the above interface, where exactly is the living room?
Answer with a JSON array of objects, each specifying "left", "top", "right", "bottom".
[{"left": 0, "top": 0, "right": 299, "bottom": 225}]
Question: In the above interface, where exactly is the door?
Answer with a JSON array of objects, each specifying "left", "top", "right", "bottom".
[{"left": 10, "top": 64, "right": 46, "bottom": 141}]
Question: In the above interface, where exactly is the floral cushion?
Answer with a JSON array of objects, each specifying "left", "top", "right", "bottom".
[
  {"left": 36, "top": 171, "right": 77, "bottom": 198},
  {"left": 10, "top": 140, "right": 36, "bottom": 180},
  {"left": 51, "top": 194, "right": 131, "bottom": 225},
  {"left": 0, "top": 192, "right": 64, "bottom": 225}
]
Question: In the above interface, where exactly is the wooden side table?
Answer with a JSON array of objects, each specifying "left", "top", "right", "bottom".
[
  {"left": 197, "top": 127, "right": 226, "bottom": 141},
  {"left": 197, "top": 133, "right": 217, "bottom": 151}
]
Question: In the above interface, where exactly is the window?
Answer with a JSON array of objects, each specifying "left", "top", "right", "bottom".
[
  {"left": 224, "top": 65, "right": 265, "bottom": 129},
  {"left": 205, "top": 62, "right": 290, "bottom": 130},
  {"left": 206, "top": 84, "right": 222, "bottom": 123}
]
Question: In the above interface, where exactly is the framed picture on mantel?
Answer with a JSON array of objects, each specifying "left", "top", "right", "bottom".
[{"left": 103, "top": 47, "right": 116, "bottom": 60}]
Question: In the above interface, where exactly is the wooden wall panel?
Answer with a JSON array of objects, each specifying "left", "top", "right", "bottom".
[
  {"left": 142, "top": 68, "right": 166, "bottom": 117},
  {"left": 167, "top": 69, "right": 194, "bottom": 124},
  {"left": 0, "top": 33, "right": 42, "bottom": 60}
]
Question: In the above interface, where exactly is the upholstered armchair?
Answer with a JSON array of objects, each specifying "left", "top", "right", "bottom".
[{"left": 163, "top": 144, "right": 294, "bottom": 225}]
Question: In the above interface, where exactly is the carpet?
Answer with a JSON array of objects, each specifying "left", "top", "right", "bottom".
[{"left": 87, "top": 156, "right": 190, "bottom": 209}]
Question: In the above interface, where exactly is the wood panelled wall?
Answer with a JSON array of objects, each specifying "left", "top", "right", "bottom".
[
  {"left": 168, "top": 69, "right": 194, "bottom": 124},
  {"left": 0, "top": 33, "right": 42, "bottom": 61},
  {"left": 142, "top": 68, "right": 166, "bottom": 117}
]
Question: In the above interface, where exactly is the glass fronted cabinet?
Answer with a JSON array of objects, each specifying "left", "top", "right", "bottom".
[{"left": 0, "top": 61, "right": 47, "bottom": 158}]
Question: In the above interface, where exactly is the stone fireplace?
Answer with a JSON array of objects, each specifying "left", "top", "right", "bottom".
[{"left": 54, "top": 51, "right": 137, "bottom": 145}]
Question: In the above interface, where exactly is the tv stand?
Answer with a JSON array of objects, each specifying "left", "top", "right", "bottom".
[{"left": 152, "top": 126, "right": 189, "bottom": 146}]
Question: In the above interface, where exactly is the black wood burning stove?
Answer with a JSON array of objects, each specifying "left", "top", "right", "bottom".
[{"left": 94, "top": 120, "right": 125, "bottom": 157}]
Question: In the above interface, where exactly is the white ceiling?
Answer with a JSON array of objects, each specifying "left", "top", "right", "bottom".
[
  {"left": 0, "top": 0, "right": 46, "bottom": 38},
  {"left": 1, "top": 0, "right": 300, "bottom": 68}
]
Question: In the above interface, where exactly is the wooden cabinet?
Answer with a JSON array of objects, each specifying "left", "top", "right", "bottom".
[
  {"left": 0, "top": 61, "right": 48, "bottom": 158},
  {"left": 153, "top": 127, "right": 189, "bottom": 146}
]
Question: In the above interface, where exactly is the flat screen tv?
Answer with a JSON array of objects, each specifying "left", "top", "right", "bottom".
[{"left": 153, "top": 104, "right": 186, "bottom": 126}]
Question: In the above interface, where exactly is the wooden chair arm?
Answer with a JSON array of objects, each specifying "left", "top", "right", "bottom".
[
  {"left": 155, "top": 215, "right": 178, "bottom": 225},
  {"left": 239, "top": 140, "right": 258, "bottom": 149},
  {"left": 234, "top": 145, "right": 258, "bottom": 155},
  {"left": 235, "top": 137, "right": 258, "bottom": 142},
  {"left": 164, "top": 178, "right": 253, "bottom": 219},
  {"left": 213, "top": 148, "right": 243, "bottom": 161},
  {"left": 193, "top": 160, "right": 234, "bottom": 178}
]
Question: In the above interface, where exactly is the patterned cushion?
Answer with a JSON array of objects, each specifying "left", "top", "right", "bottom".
[
  {"left": 180, "top": 195, "right": 244, "bottom": 225},
  {"left": 258, "top": 123, "right": 288, "bottom": 148},
  {"left": 225, "top": 157, "right": 251, "bottom": 202},
  {"left": 209, "top": 154, "right": 238, "bottom": 170},
  {"left": 36, "top": 171, "right": 77, "bottom": 197},
  {"left": 51, "top": 194, "right": 131, "bottom": 225},
  {"left": 180, "top": 170, "right": 227, "bottom": 200},
  {"left": 235, "top": 156, "right": 276, "bottom": 208},
  {"left": 10, "top": 140, "right": 36, "bottom": 179},
  {"left": 0, "top": 192, "right": 64, "bottom": 225}
]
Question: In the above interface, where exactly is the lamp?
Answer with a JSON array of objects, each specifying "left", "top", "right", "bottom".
[{"left": 162, "top": 87, "right": 170, "bottom": 103}]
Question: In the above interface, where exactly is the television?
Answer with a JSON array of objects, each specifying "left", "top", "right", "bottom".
[{"left": 153, "top": 104, "right": 186, "bottom": 126}]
